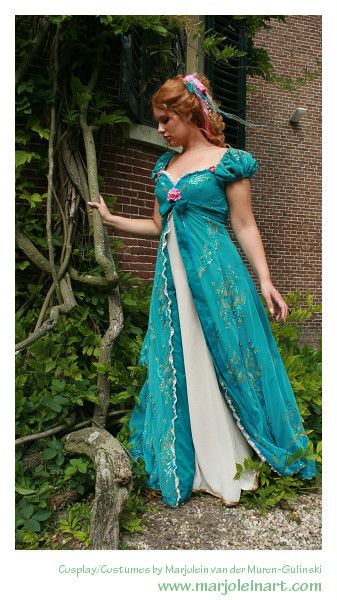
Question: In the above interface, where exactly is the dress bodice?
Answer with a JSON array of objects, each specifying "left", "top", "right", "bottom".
[{"left": 151, "top": 147, "right": 259, "bottom": 224}]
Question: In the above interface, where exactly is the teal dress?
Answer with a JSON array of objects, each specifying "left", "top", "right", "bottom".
[{"left": 128, "top": 147, "right": 316, "bottom": 508}]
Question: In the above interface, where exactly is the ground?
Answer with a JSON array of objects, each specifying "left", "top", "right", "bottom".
[{"left": 120, "top": 490, "right": 321, "bottom": 551}]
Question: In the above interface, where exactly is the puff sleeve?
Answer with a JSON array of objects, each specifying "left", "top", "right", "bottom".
[
  {"left": 215, "top": 148, "right": 259, "bottom": 185},
  {"left": 151, "top": 150, "right": 174, "bottom": 180}
]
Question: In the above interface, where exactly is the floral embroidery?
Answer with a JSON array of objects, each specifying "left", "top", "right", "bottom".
[
  {"left": 211, "top": 267, "right": 246, "bottom": 328},
  {"left": 242, "top": 341, "right": 264, "bottom": 403},
  {"left": 188, "top": 173, "right": 212, "bottom": 186},
  {"left": 198, "top": 220, "right": 220, "bottom": 278},
  {"left": 209, "top": 165, "right": 215, "bottom": 173}
]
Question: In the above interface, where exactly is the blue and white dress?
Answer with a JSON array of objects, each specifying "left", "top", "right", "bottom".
[{"left": 128, "top": 147, "right": 316, "bottom": 508}]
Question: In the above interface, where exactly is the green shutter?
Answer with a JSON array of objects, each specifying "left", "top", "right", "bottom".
[
  {"left": 205, "top": 16, "right": 247, "bottom": 149},
  {"left": 119, "top": 30, "right": 143, "bottom": 121},
  {"left": 119, "top": 28, "right": 186, "bottom": 126}
]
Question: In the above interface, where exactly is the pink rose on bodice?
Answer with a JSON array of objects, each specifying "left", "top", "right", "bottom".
[{"left": 167, "top": 188, "right": 181, "bottom": 202}]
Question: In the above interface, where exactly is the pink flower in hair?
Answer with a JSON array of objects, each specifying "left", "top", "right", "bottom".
[
  {"left": 167, "top": 188, "right": 181, "bottom": 202},
  {"left": 183, "top": 73, "right": 207, "bottom": 94}
]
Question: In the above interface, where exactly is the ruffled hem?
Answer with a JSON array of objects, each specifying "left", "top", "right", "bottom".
[{"left": 160, "top": 217, "right": 181, "bottom": 506}]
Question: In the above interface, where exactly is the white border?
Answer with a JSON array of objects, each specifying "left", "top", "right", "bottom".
[{"left": 3, "top": 2, "right": 335, "bottom": 599}]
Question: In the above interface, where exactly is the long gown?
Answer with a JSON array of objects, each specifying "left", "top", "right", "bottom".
[{"left": 128, "top": 147, "right": 316, "bottom": 508}]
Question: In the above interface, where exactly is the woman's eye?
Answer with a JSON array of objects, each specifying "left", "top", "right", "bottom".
[{"left": 162, "top": 117, "right": 169, "bottom": 124}]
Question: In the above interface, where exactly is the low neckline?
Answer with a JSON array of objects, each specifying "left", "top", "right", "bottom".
[{"left": 160, "top": 147, "right": 232, "bottom": 187}]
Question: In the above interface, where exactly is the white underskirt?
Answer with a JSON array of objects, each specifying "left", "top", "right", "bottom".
[{"left": 166, "top": 213, "right": 257, "bottom": 503}]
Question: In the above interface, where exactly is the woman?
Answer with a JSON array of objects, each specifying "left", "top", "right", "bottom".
[{"left": 88, "top": 73, "right": 316, "bottom": 508}]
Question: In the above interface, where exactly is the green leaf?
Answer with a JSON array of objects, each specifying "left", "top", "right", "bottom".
[
  {"left": 24, "top": 518, "right": 41, "bottom": 532},
  {"left": 17, "top": 80, "right": 34, "bottom": 95},
  {"left": 33, "top": 509, "right": 52, "bottom": 522},
  {"left": 15, "top": 151, "right": 35, "bottom": 167},
  {"left": 19, "top": 503, "right": 35, "bottom": 520},
  {"left": 16, "top": 131, "right": 31, "bottom": 145},
  {"left": 51, "top": 379, "right": 66, "bottom": 392},
  {"left": 94, "top": 110, "right": 131, "bottom": 127},
  {"left": 45, "top": 360, "right": 56, "bottom": 373},
  {"left": 16, "top": 260, "right": 30, "bottom": 270},
  {"left": 42, "top": 447, "right": 58, "bottom": 460},
  {"left": 30, "top": 193, "right": 44, "bottom": 205},
  {"left": 30, "top": 123, "right": 50, "bottom": 140},
  {"left": 15, "top": 486, "right": 36, "bottom": 496}
]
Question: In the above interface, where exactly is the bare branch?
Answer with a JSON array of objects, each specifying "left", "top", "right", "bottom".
[
  {"left": 94, "top": 290, "right": 124, "bottom": 426},
  {"left": 61, "top": 133, "right": 90, "bottom": 203},
  {"left": 16, "top": 226, "right": 50, "bottom": 272},
  {"left": 16, "top": 226, "right": 117, "bottom": 287},
  {"left": 15, "top": 273, "right": 76, "bottom": 353},
  {"left": 69, "top": 267, "right": 117, "bottom": 287},
  {"left": 46, "top": 27, "right": 62, "bottom": 304},
  {"left": 15, "top": 409, "right": 130, "bottom": 446}
]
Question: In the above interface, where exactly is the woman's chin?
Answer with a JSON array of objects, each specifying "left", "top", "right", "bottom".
[{"left": 166, "top": 139, "right": 179, "bottom": 148}]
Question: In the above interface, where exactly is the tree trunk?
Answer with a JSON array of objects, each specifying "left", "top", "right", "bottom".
[{"left": 63, "top": 426, "right": 133, "bottom": 549}]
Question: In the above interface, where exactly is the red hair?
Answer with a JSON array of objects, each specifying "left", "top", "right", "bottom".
[{"left": 151, "top": 73, "right": 227, "bottom": 148}]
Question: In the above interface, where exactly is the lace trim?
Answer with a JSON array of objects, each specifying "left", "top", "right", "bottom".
[
  {"left": 218, "top": 377, "right": 283, "bottom": 476},
  {"left": 161, "top": 215, "right": 181, "bottom": 506}
]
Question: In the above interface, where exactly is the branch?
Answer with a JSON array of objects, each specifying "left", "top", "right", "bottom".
[
  {"left": 15, "top": 409, "right": 130, "bottom": 446},
  {"left": 46, "top": 26, "right": 62, "bottom": 304},
  {"left": 68, "top": 267, "right": 116, "bottom": 287},
  {"left": 94, "top": 290, "right": 124, "bottom": 426},
  {"left": 15, "top": 273, "right": 76, "bottom": 353},
  {"left": 61, "top": 132, "right": 90, "bottom": 204},
  {"left": 94, "top": 228, "right": 124, "bottom": 426},
  {"left": 16, "top": 226, "right": 50, "bottom": 272},
  {"left": 79, "top": 66, "right": 118, "bottom": 287},
  {"left": 16, "top": 226, "right": 118, "bottom": 287}
]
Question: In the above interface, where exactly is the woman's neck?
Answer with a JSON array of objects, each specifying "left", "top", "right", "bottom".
[
  {"left": 182, "top": 141, "right": 213, "bottom": 152},
  {"left": 182, "top": 131, "right": 213, "bottom": 152}
]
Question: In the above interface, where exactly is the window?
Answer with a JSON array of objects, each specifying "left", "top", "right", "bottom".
[
  {"left": 119, "top": 27, "right": 186, "bottom": 126},
  {"left": 118, "top": 17, "right": 247, "bottom": 149}
]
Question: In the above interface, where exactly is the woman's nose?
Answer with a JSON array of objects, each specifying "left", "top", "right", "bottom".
[{"left": 158, "top": 122, "right": 165, "bottom": 133}]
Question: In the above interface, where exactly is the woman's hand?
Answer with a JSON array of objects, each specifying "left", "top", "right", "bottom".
[
  {"left": 260, "top": 279, "right": 289, "bottom": 322},
  {"left": 88, "top": 194, "right": 112, "bottom": 222}
]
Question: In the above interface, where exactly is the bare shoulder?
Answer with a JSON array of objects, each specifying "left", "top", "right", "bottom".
[{"left": 206, "top": 144, "right": 230, "bottom": 163}]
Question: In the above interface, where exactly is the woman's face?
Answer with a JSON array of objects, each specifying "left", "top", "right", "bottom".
[{"left": 153, "top": 107, "right": 192, "bottom": 147}]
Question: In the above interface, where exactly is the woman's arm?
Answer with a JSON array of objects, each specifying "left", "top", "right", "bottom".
[
  {"left": 88, "top": 195, "right": 162, "bottom": 239},
  {"left": 226, "top": 178, "right": 288, "bottom": 321}
]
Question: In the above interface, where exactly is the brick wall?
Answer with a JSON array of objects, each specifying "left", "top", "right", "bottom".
[
  {"left": 245, "top": 15, "right": 322, "bottom": 345},
  {"left": 99, "top": 133, "right": 161, "bottom": 278},
  {"left": 102, "top": 16, "right": 321, "bottom": 345}
]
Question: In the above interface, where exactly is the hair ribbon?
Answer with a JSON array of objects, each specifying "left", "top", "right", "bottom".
[{"left": 183, "top": 73, "right": 267, "bottom": 129}]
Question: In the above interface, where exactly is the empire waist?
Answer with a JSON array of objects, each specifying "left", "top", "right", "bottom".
[{"left": 161, "top": 202, "right": 228, "bottom": 226}]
